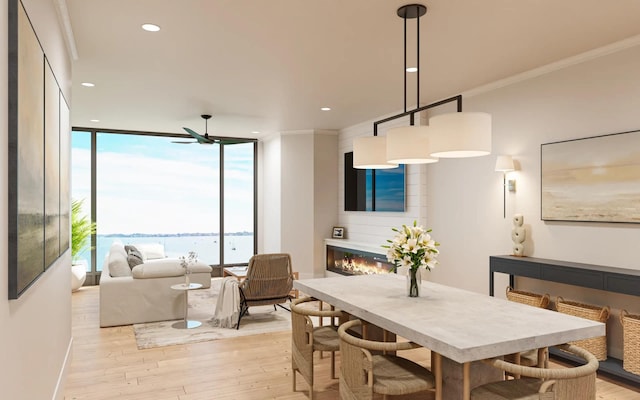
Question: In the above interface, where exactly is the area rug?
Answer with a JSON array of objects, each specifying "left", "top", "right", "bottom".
[{"left": 133, "top": 278, "right": 291, "bottom": 349}]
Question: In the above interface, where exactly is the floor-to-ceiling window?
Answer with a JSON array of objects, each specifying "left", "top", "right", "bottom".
[
  {"left": 222, "top": 142, "right": 257, "bottom": 264},
  {"left": 71, "top": 129, "right": 257, "bottom": 283},
  {"left": 71, "top": 131, "right": 93, "bottom": 270}
]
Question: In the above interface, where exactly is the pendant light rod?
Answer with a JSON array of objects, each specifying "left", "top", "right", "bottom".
[
  {"left": 201, "top": 114, "right": 212, "bottom": 134},
  {"left": 416, "top": 4, "right": 420, "bottom": 112},
  {"left": 400, "top": 4, "right": 425, "bottom": 124},
  {"left": 404, "top": 14, "right": 407, "bottom": 114},
  {"left": 373, "top": 94, "right": 462, "bottom": 136}
]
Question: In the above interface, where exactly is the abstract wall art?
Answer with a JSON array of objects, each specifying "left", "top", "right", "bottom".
[
  {"left": 541, "top": 130, "right": 640, "bottom": 224},
  {"left": 8, "top": 1, "right": 70, "bottom": 299}
]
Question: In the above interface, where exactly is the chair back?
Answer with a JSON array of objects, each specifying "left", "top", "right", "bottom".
[
  {"left": 482, "top": 344, "right": 598, "bottom": 400},
  {"left": 548, "top": 345, "right": 597, "bottom": 400},
  {"left": 290, "top": 297, "right": 315, "bottom": 376},
  {"left": 338, "top": 319, "right": 425, "bottom": 400},
  {"left": 241, "top": 253, "right": 293, "bottom": 302},
  {"left": 338, "top": 320, "right": 375, "bottom": 400}
]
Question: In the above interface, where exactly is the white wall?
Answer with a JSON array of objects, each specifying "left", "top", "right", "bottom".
[
  {"left": 259, "top": 135, "right": 282, "bottom": 253},
  {"left": 428, "top": 44, "right": 640, "bottom": 290},
  {"left": 312, "top": 132, "right": 338, "bottom": 276},
  {"left": 281, "top": 132, "right": 316, "bottom": 274},
  {"left": 260, "top": 130, "right": 338, "bottom": 278},
  {"left": 338, "top": 41, "right": 640, "bottom": 360},
  {"left": 0, "top": 1, "right": 73, "bottom": 399}
]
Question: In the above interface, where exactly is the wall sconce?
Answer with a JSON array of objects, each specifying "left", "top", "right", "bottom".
[{"left": 495, "top": 155, "right": 516, "bottom": 218}]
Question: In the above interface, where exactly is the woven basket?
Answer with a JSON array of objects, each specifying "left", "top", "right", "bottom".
[
  {"left": 506, "top": 287, "right": 550, "bottom": 309},
  {"left": 620, "top": 310, "right": 640, "bottom": 374},
  {"left": 555, "top": 297, "right": 610, "bottom": 360}
]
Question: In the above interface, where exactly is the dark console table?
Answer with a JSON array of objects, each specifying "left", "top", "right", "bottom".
[{"left": 489, "top": 255, "right": 640, "bottom": 384}]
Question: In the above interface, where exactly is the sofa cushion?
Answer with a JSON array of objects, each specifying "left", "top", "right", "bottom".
[
  {"left": 109, "top": 241, "right": 128, "bottom": 259},
  {"left": 131, "top": 259, "right": 212, "bottom": 279},
  {"left": 136, "top": 243, "right": 166, "bottom": 260},
  {"left": 188, "top": 261, "right": 213, "bottom": 273},
  {"left": 132, "top": 259, "right": 184, "bottom": 279},
  {"left": 109, "top": 251, "right": 132, "bottom": 277}
]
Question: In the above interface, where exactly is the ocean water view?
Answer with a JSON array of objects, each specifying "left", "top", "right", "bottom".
[{"left": 83, "top": 234, "right": 255, "bottom": 271}]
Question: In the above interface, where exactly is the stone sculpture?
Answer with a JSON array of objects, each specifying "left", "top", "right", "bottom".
[{"left": 511, "top": 213, "right": 526, "bottom": 256}]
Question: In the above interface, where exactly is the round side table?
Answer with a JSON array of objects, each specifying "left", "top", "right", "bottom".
[{"left": 170, "top": 282, "right": 203, "bottom": 329}]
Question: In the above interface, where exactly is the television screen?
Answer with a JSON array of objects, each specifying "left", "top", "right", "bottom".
[{"left": 344, "top": 152, "right": 405, "bottom": 212}]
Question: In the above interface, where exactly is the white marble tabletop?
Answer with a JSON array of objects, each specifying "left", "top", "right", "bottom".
[{"left": 294, "top": 274, "right": 605, "bottom": 363}]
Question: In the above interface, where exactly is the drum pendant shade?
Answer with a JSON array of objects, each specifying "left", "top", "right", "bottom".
[
  {"left": 386, "top": 125, "right": 438, "bottom": 164},
  {"left": 353, "top": 136, "right": 398, "bottom": 169},
  {"left": 428, "top": 112, "right": 492, "bottom": 158}
]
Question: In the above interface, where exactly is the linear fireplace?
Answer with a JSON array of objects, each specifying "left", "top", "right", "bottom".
[{"left": 326, "top": 244, "right": 394, "bottom": 276}]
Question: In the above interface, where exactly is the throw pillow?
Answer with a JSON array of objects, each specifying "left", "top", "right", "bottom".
[
  {"left": 136, "top": 243, "right": 166, "bottom": 260},
  {"left": 125, "top": 245, "right": 145, "bottom": 266}
]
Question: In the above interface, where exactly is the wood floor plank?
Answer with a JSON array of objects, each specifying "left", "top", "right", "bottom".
[{"left": 64, "top": 286, "right": 640, "bottom": 400}]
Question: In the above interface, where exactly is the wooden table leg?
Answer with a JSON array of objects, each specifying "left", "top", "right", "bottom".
[
  {"left": 463, "top": 362, "right": 470, "bottom": 400},
  {"left": 432, "top": 351, "right": 442, "bottom": 400}
]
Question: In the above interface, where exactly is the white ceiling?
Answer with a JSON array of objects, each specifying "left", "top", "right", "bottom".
[{"left": 66, "top": 0, "right": 640, "bottom": 139}]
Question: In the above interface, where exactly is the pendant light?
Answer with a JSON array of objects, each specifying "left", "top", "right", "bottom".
[
  {"left": 386, "top": 4, "right": 438, "bottom": 164},
  {"left": 353, "top": 136, "right": 398, "bottom": 169},
  {"left": 429, "top": 112, "right": 492, "bottom": 158},
  {"left": 352, "top": 3, "right": 492, "bottom": 169}
]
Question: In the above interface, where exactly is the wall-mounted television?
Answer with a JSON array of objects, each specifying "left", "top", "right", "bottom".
[{"left": 344, "top": 152, "right": 405, "bottom": 212}]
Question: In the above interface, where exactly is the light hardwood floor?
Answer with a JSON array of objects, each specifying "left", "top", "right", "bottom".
[{"left": 64, "top": 286, "right": 640, "bottom": 400}]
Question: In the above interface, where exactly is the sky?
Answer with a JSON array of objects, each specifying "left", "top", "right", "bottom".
[{"left": 71, "top": 131, "right": 254, "bottom": 234}]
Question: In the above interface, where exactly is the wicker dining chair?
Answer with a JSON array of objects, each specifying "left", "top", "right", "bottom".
[
  {"left": 471, "top": 344, "right": 599, "bottom": 400},
  {"left": 236, "top": 253, "right": 294, "bottom": 329},
  {"left": 291, "top": 296, "right": 346, "bottom": 399},
  {"left": 338, "top": 319, "right": 441, "bottom": 400}
]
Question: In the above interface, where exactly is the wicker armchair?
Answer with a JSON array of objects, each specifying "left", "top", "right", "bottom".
[
  {"left": 471, "top": 344, "right": 599, "bottom": 400},
  {"left": 291, "top": 297, "right": 346, "bottom": 399},
  {"left": 236, "top": 253, "right": 294, "bottom": 329},
  {"left": 338, "top": 319, "right": 441, "bottom": 400}
]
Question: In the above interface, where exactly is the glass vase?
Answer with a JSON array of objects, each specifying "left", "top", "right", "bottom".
[
  {"left": 184, "top": 268, "right": 191, "bottom": 286},
  {"left": 407, "top": 267, "right": 421, "bottom": 297}
]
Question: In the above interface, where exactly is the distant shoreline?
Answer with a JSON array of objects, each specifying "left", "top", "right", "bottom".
[{"left": 98, "top": 232, "right": 253, "bottom": 238}]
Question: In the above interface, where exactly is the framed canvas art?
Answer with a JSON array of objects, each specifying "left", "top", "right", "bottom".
[
  {"left": 8, "top": 1, "right": 70, "bottom": 298},
  {"left": 541, "top": 130, "right": 640, "bottom": 223}
]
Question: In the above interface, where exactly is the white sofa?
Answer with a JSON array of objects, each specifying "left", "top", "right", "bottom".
[{"left": 99, "top": 242, "right": 212, "bottom": 327}]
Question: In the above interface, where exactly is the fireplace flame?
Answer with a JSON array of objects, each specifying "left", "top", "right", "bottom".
[{"left": 336, "top": 257, "right": 391, "bottom": 275}]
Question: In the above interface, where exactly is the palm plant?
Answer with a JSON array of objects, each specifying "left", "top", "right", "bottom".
[{"left": 71, "top": 198, "right": 96, "bottom": 264}]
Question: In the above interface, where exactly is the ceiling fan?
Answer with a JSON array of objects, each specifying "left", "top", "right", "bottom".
[
  {"left": 173, "top": 114, "right": 216, "bottom": 144},
  {"left": 174, "top": 114, "right": 248, "bottom": 145}
]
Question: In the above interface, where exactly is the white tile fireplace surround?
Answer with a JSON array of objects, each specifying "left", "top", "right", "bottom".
[{"left": 324, "top": 239, "right": 394, "bottom": 276}]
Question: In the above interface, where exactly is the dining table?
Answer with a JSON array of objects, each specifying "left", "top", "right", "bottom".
[{"left": 293, "top": 274, "right": 605, "bottom": 400}]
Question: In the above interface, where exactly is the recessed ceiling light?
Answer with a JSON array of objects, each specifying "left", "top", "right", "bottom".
[
  {"left": 406, "top": 67, "right": 418, "bottom": 73},
  {"left": 142, "top": 23, "right": 161, "bottom": 32},
  {"left": 321, "top": 107, "right": 331, "bottom": 111},
  {"left": 81, "top": 82, "right": 95, "bottom": 87},
  {"left": 251, "top": 131, "right": 260, "bottom": 134},
  {"left": 90, "top": 119, "right": 100, "bottom": 122}
]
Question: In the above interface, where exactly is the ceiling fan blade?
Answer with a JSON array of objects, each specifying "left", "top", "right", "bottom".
[
  {"left": 218, "top": 138, "right": 248, "bottom": 145},
  {"left": 171, "top": 140, "right": 196, "bottom": 144},
  {"left": 183, "top": 127, "right": 214, "bottom": 143}
]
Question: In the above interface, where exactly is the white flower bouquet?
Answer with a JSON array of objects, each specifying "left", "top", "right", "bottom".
[
  {"left": 383, "top": 221, "right": 439, "bottom": 272},
  {"left": 179, "top": 251, "right": 199, "bottom": 285}
]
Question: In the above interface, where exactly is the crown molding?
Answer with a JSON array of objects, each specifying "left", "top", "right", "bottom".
[
  {"left": 463, "top": 34, "right": 640, "bottom": 99},
  {"left": 53, "top": 0, "right": 78, "bottom": 61}
]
